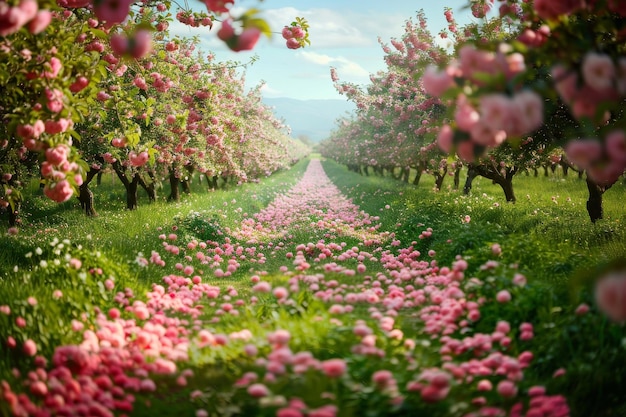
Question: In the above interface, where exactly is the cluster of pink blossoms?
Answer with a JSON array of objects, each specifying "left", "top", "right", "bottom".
[
  {"left": 555, "top": 52, "right": 626, "bottom": 185},
  {"left": 423, "top": 45, "right": 543, "bottom": 161},
  {"left": 282, "top": 25, "right": 306, "bottom": 49},
  {"left": 0, "top": 0, "right": 52, "bottom": 37}
]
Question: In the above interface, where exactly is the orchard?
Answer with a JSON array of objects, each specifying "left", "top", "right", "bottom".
[{"left": 1, "top": 1, "right": 626, "bottom": 417}]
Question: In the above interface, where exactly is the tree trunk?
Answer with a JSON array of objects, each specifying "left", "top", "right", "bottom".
[
  {"left": 585, "top": 177, "right": 613, "bottom": 223},
  {"left": 363, "top": 166, "right": 369, "bottom": 176},
  {"left": 96, "top": 170, "right": 103, "bottom": 186},
  {"left": 112, "top": 162, "right": 140, "bottom": 210},
  {"left": 138, "top": 173, "right": 157, "bottom": 202},
  {"left": 453, "top": 164, "right": 462, "bottom": 190},
  {"left": 182, "top": 178, "right": 191, "bottom": 194},
  {"left": 168, "top": 170, "right": 180, "bottom": 201},
  {"left": 434, "top": 166, "right": 448, "bottom": 191},
  {"left": 78, "top": 166, "right": 100, "bottom": 216},
  {"left": 126, "top": 175, "right": 139, "bottom": 210},
  {"left": 464, "top": 165, "right": 478, "bottom": 195},
  {"left": 402, "top": 167, "right": 410, "bottom": 183},
  {"left": 473, "top": 163, "right": 517, "bottom": 202}
]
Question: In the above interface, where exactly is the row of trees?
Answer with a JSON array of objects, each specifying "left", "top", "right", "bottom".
[
  {"left": 321, "top": 0, "right": 626, "bottom": 222},
  {"left": 0, "top": 1, "right": 310, "bottom": 227}
]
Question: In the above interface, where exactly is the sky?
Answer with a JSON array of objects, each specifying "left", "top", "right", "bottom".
[{"left": 169, "top": 1, "right": 480, "bottom": 101}]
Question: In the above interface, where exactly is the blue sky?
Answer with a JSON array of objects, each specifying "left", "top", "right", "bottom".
[{"left": 170, "top": 1, "right": 479, "bottom": 100}]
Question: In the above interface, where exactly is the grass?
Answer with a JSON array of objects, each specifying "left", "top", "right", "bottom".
[{"left": 1, "top": 157, "right": 625, "bottom": 417}]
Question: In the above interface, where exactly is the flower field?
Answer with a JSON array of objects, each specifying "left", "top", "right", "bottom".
[{"left": 1, "top": 157, "right": 625, "bottom": 417}]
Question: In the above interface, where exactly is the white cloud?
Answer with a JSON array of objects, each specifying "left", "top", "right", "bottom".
[
  {"left": 259, "top": 83, "right": 283, "bottom": 98},
  {"left": 298, "top": 51, "right": 370, "bottom": 82}
]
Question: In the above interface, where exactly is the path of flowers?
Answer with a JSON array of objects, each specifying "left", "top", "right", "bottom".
[{"left": 2, "top": 160, "right": 569, "bottom": 417}]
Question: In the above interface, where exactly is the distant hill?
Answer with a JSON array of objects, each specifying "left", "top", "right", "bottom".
[{"left": 263, "top": 98, "right": 356, "bottom": 143}]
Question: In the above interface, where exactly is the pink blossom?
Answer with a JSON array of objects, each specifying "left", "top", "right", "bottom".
[
  {"left": 43, "top": 180, "right": 73, "bottom": 202},
  {"left": 582, "top": 52, "right": 615, "bottom": 91},
  {"left": 93, "top": 0, "right": 133, "bottom": 25},
  {"left": 497, "top": 379, "right": 518, "bottom": 398},
  {"left": 321, "top": 358, "right": 347, "bottom": 378},
  {"left": 28, "top": 10, "right": 51, "bottom": 34},
  {"left": 372, "top": 370, "right": 394, "bottom": 387},
  {"left": 533, "top": 0, "right": 584, "bottom": 21},
  {"left": 605, "top": 130, "right": 626, "bottom": 163},
  {"left": 437, "top": 125, "right": 453, "bottom": 153},
  {"left": 564, "top": 139, "right": 602, "bottom": 169},
  {"left": 247, "top": 383, "right": 270, "bottom": 397},
  {"left": 23, "top": 339, "right": 37, "bottom": 356},
  {"left": 575, "top": 303, "right": 590, "bottom": 316},
  {"left": 496, "top": 290, "right": 511, "bottom": 303},
  {"left": 595, "top": 270, "right": 626, "bottom": 323},
  {"left": 422, "top": 65, "right": 456, "bottom": 97},
  {"left": 205, "top": 0, "right": 233, "bottom": 13}
]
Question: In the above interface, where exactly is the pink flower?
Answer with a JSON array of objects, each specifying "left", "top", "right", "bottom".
[
  {"left": 273, "top": 286, "right": 289, "bottom": 299},
  {"left": 496, "top": 290, "right": 511, "bottom": 303},
  {"left": 44, "top": 118, "right": 71, "bottom": 135},
  {"left": 23, "top": 339, "right": 37, "bottom": 356},
  {"left": 582, "top": 52, "right": 615, "bottom": 91},
  {"left": 564, "top": 139, "right": 602, "bottom": 169},
  {"left": 247, "top": 383, "right": 270, "bottom": 397},
  {"left": 511, "top": 90, "right": 544, "bottom": 135},
  {"left": 605, "top": 130, "right": 626, "bottom": 163},
  {"left": 286, "top": 38, "right": 301, "bottom": 50},
  {"left": 575, "top": 303, "right": 590, "bottom": 316},
  {"left": 277, "top": 408, "right": 303, "bottom": 417},
  {"left": 455, "top": 98, "right": 480, "bottom": 132},
  {"left": 437, "top": 124, "right": 453, "bottom": 153},
  {"left": 308, "top": 405, "right": 338, "bottom": 417},
  {"left": 0, "top": 0, "right": 38, "bottom": 37},
  {"left": 595, "top": 270, "right": 626, "bottom": 323},
  {"left": 93, "top": 0, "right": 133, "bottom": 25},
  {"left": 232, "top": 27, "right": 262, "bottom": 52},
  {"left": 372, "top": 370, "right": 394, "bottom": 387},
  {"left": 43, "top": 180, "right": 73, "bottom": 202},
  {"left": 533, "top": 0, "right": 584, "bottom": 21},
  {"left": 422, "top": 65, "right": 456, "bottom": 97},
  {"left": 497, "top": 380, "right": 518, "bottom": 398},
  {"left": 205, "top": 0, "right": 233, "bottom": 13},
  {"left": 28, "top": 10, "right": 51, "bottom": 34},
  {"left": 477, "top": 379, "right": 493, "bottom": 391},
  {"left": 129, "top": 29, "right": 152, "bottom": 59},
  {"left": 282, "top": 26, "right": 294, "bottom": 39},
  {"left": 321, "top": 358, "right": 347, "bottom": 378}
]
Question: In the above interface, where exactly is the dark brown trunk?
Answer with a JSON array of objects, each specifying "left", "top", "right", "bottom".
[
  {"left": 434, "top": 166, "right": 448, "bottom": 191},
  {"left": 78, "top": 167, "right": 100, "bottom": 216},
  {"left": 112, "top": 162, "right": 139, "bottom": 210},
  {"left": 473, "top": 163, "right": 518, "bottom": 202},
  {"left": 402, "top": 167, "right": 410, "bottom": 183},
  {"left": 168, "top": 170, "right": 180, "bottom": 201},
  {"left": 464, "top": 165, "right": 478, "bottom": 195},
  {"left": 453, "top": 164, "right": 462, "bottom": 190},
  {"left": 585, "top": 176, "right": 613, "bottom": 223},
  {"left": 182, "top": 179, "right": 191, "bottom": 194},
  {"left": 137, "top": 173, "right": 157, "bottom": 202}
]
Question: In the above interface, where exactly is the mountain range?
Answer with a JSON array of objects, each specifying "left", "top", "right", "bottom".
[{"left": 263, "top": 98, "right": 356, "bottom": 143}]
